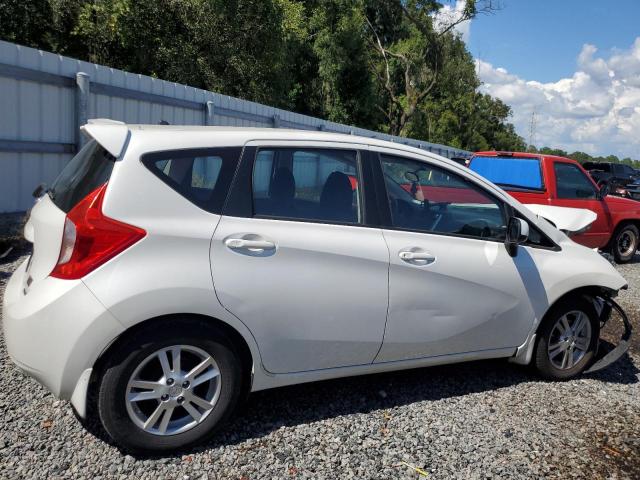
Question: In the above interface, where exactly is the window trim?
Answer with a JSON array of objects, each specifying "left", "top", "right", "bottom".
[
  {"left": 223, "top": 145, "right": 379, "bottom": 229},
  {"left": 140, "top": 146, "right": 243, "bottom": 215}
]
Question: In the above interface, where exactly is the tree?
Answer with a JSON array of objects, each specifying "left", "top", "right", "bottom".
[
  {"left": 0, "top": 0, "right": 533, "bottom": 155},
  {"left": 364, "top": 0, "right": 499, "bottom": 136},
  {"left": 0, "top": 0, "right": 50, "bottom": 46},
  {"left": 48, "top": 0, "right": 296, "bottom": 106}
]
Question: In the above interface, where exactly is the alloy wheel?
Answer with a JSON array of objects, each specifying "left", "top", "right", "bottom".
[
  {"left": 617, "top": 229, "right": 637, "bottom": 258},
  {"left": 547, "top": 310, "right": 592, "bottom": 370},
  {"left": 125, "top": 345, "right": 221, "bottom": 435}
]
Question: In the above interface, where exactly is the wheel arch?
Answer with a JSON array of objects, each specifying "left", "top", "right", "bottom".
[
  {"left": 83, "top": 313, "right": 255, "bottom": 420},
  {"left": 541, "top": 285, "right": 611, "bottom": 323},
  {"left": 511, "top": 284, "right": 616, "bottom": 366},
  {"left": 608, "top": 218, "right": 640, "bottom": 244},
  {"left": 605, "top": 219, "right": 640, "bottom": 262}
]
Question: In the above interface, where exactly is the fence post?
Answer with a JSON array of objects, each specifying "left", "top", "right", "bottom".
[
  {"left": 318, "top": 124, "right": 325, "bottom": 131},
  {"left": 272, "top": 114, "right": 281, "bottom": 128},
  {"left": 75, "top": 72, "right": 90, "bottom": 150},
  {"left": 205, "top": 100, "right": 215, "bottom": 126}
]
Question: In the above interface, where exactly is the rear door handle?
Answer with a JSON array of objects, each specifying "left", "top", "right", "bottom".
[
  {"left": 225, "top": 238, "right": 276, "bottom": 251},
  {"left": 399, "top": 250, "right": 436, "bottom": 265}
]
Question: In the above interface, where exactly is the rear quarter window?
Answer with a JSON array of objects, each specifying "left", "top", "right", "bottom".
[
  {"left": 49, "top": 139, "right": 115, "bottom": 213},
  {"left": 142, "top": 147, "right": 241, "bottom": 214}
]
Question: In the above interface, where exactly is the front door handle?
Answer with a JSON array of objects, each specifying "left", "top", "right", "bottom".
[
  {"left": 225, "top": 238, "right": 276, "bottom": 251},
  {"left": 399, "top": 249, "right": 436, "bottom": 265}
]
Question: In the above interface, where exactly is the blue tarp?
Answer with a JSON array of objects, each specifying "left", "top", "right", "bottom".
[{"left": 470, "top": 156, "right": 543, "bottom": 189}]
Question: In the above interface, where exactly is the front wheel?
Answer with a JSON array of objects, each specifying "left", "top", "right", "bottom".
[
  {"left": 611, "top": 223, "right": 639, "bottom": 263},
  {"left": 533, "top": 296, "right": 599, "bottom": 380},
  {"left": 97, "top": 320, "right": 243, "bottom": 453}
]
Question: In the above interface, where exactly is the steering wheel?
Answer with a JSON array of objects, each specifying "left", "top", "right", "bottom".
[{"left": 460, "top": 220, "right": 492, "bottom": 238}]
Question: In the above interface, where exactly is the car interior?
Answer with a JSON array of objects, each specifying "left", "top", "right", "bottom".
[
  {"left": 252, "top": 149, "right": 360, "bottom": 223},
  {"left": 381, "top": 156, "right": 507, "bottom": 240}
]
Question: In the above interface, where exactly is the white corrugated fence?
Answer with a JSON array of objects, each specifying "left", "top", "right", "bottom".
[{"left": 0, "top": 40, "right": 471, "bottom": 213}]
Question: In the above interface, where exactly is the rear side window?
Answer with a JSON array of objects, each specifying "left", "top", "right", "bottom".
[
  {"left": 142, "top": 147, "right": 241, "bottom": 214},
  {"left": 470, "top": 156, "right": 543, "bottom": 190},
  {"left": 49, "top": 139, "right": 115, "bottom": 213},
  {"left": 252, "top": 148, "right": 361, "bottom": 224}
]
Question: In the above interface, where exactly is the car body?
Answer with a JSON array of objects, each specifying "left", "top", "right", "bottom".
[
  {"left": 469, "top": 152, "right": 640, "bottom": 263},
  {"left": 2, "top": 122, "right": 631, "bottom": 452},
  {"left": 582, "top": 161, "right": 640, "bottom": 197}
]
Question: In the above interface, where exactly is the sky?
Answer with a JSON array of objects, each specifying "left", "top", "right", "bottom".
[{"left": 441, "top": 0, "right": 640, "bottom": 159}]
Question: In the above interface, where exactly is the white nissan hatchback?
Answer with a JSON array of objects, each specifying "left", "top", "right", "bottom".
[{"left": 2, "top": 120, "right": 632, "bottom": 452}]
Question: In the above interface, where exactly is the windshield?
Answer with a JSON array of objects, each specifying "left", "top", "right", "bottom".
[
  {"left": 470, "top": 156, "right": 544, "bottom": 190},
  {"left": 49, "top": 139, "right": 115, "bottom": 212}
]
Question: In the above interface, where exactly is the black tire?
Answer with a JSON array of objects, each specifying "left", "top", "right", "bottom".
[
  {"left": 611, "top": 223, "right": 639, "bottom": 263},
  {"left": 97, "top": 319, "right": 243, "bottom": 453},
  {"left": 533, "top": 295, "right": 599, "bottom": 380}
]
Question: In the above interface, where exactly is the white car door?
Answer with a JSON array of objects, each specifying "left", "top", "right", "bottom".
[
  {"left": 372, "top": 148, "right": 546, "bottom": 363},
  {"left": 210, "top": 142, "right": 389, "bottom": 374}
]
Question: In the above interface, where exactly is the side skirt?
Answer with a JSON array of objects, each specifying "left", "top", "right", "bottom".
[{"left": 250, "top": 347, "right": 516, "bottom": 392}]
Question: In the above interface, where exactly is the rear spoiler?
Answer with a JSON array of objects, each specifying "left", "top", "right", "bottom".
[{"left": 80, "top": 119, "right": 129, "bottom": 158}]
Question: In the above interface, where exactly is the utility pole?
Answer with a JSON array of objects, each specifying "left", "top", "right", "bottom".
[{"left": 528, "top": 108, "right": 537, "bottom": 150}]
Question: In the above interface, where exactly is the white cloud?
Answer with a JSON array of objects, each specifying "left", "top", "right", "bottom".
[
  {"left": 435, "top": 0, "right": 472, "bottom": 43},
  {"left": 476, "top": 38, "right": 640, "bottom": 158}
]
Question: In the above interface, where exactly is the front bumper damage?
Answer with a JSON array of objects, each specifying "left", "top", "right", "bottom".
[{"left": 585, "top": 296, "right": 633, "bottom": 373}]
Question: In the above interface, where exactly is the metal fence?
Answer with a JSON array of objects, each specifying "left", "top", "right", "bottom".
[{"left": 0, "top": 40, "right": 471, "bottom": 213}]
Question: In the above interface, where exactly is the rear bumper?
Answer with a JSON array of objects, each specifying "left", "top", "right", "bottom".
[{"left": 2, "top": 258, "right": 124, "bottom": 401}]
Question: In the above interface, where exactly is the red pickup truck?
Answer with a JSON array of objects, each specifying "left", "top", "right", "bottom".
[{"left": 468, "top": 151, "right": 640, "bottom": 263}]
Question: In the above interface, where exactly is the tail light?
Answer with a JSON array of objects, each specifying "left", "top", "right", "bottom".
[{"left": 51, "top": 183, "right": 146, "bottom": 279}]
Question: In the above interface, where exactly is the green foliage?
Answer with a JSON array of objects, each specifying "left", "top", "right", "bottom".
[
  {"left": 531, "top": 147, "right": 640, "bottom": 167},
  {"left": 1, "top": 0, "right": 529, "bottom": 153},
  {"left": 0, "top": 0, "right": 52, "bottom": 47}
]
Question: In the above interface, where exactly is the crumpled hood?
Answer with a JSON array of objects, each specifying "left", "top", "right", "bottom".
[{"left": 522, "top": 204, "right": 597, "bottom": 233}]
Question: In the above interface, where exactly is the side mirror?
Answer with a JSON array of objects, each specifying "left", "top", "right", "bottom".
[
  {"left": 505, "top": 217, "right": 529, "bottom": 257},
  {"left": 404, "top": 171, "right": 419, "bottom": 183},
  {"left": 597, "top": 181, "right": 610, "bottom": 199}
]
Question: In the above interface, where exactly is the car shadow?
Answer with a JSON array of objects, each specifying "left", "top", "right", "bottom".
[{"left": 81, "top": 353, "right": 638, "bottom": 458}]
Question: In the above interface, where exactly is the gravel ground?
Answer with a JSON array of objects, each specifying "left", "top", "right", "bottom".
[{"left": 1, "top": 249, "right": 638, "bottom": 479}]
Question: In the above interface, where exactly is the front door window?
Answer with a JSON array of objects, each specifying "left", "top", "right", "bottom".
[{"left": 380, "top": 154, "right": 507, "bottom": 241}]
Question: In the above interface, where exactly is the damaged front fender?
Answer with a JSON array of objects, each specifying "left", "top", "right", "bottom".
[{"left": 585, "top": 297, "right": 633, "bottom": 373}]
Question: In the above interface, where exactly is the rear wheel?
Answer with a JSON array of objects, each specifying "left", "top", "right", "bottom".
[
  {"left": 611, "top": 223, "right": 639, "bottom": 263},
  {"left": 97, "top": 320, "right": 243, "bottom": 452},
  {"left": 533, "top": 296, "right": 599, "bottom": 380}
]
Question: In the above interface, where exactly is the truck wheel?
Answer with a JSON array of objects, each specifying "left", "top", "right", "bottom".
[
  {"left": 97, "top": 320, "right": 243, "bottom": 453},
  {"left": 533, "top": 296, "right": 599, "bottom": 380},
  {"left": 612, "top": 223, "right": 639, "bottom": 263}
]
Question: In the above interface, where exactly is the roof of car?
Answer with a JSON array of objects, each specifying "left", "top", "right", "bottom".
[
  {"left": 82, "top": 119, "right": 450, "bottom": 162},
  {"left": 127, "top": 125, "right": 437, "bottom": 153}
]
